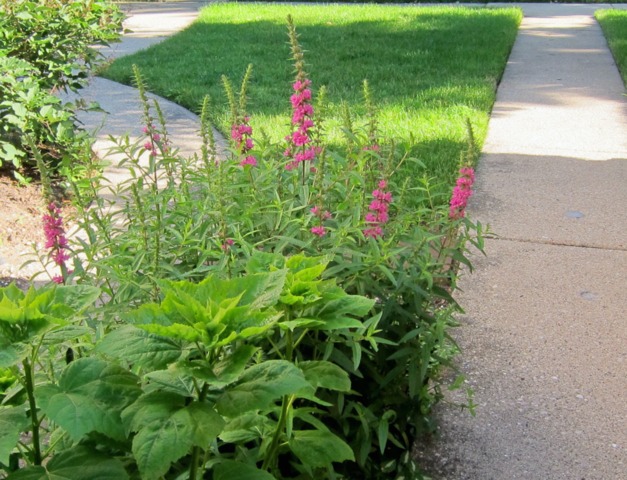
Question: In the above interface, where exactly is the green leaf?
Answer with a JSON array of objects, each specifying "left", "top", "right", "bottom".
[
  {"left": 216, "top": 360, "right": 312, "bottom": 417},
  {"left": 211, "top": 344, "right": 258, "bottom": 386},
  {"left": 143, "top": 369, "right": 195, "bottom": 397},
  {"left": 193, "top": 270, "right": 287, "bottom": 310},
  {"left": 49, "top": 285, "right": 100, "bottom": 315},
  {"left": 219, "top": 412, "right": 276, "bottom": 443},
  {"left": 318, "top": 294, "right": 375, "bottom": 320},
  {"left": 95, "top": 325, "right": 184, "bottom": 372},
  {"left": 37, "top": 357, "right": 141, "bottom": 441},
  {"left": 41, "top": 325, "right": 91, "bottom": 345},
  {"left": 0, "top": 339, "right": 28, "bottom": 368},
  {"left": 377, "top": 410, "right": 395, "bottom": 454},
  {"left": 213, "top": 460, "right": 277, "bottom": 480},
  {"left": 0, "top": 406, "right": 28, "bottom": 466},
  {"left": 6, "top": 446, "right": 128, "bottom": 479},
  {"left": 122, "top": 393, "right": 224, "bottom": 480},
  {"left": 288, "top": 430, "right": 355, "bottom": 468},
  {"left": 278, "top": 318, "right": 325, "bottom": 331},
  {"left": 299, "top": 361, "right": 350, "bottom": 392}
]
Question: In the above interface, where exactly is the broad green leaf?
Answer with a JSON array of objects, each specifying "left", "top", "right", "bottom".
[
  {"left": 318, "top": 317, "right": 364, "bottom": 331},
  {"left": 191, "top": 270, "right": 287, "bottom": 310},
  {"left": 299, "top": 361, "right": 351, "bottom": 392},
  {"left": 216, "top": 360, "right": 312, "bottom": 417},
  {"left": 285, "top": 254, "right": 329, "bottom": 278},
  {"left": 49, "top": 285, "right": 100, "bottom": 316},
  {"left": 37, "top": 357, "right": 141, "bottom": 441},
  {"left": 95, "top": 325, "right": 184, "bottom": 371},
  {"left": 0, "top": 285, "right": 98, "bottom": 344},
  {"left": 213, "top": 460, "right": 277, "bottom": 480},
  {"left": 41, "top": 325, "right": 91, "bottom": 345},
  {"left": 219, "top": 412, "right": 276, "bottom": 443},
  {"left": 318, "top": 295, "right": 375, "bottom": 319},
  {"left": 245, "top": 251, "right": 285, "bottom": 274},
  {"left": 288, "top": 430, "right": 355, "bottom": 468},
  {"left": 278, "top": 318, "right": 325, "bottom": 331},
  {"left": 0, "top": 339, "right": 28, "bottom": 368},
  {"left": 143, "top": 369, "right": 195, "bottom": 397},
  {"left": 122, "top": 393, "right": 224, "bottom": 480},
  {"left": 0, "top": 406, "right": 28, "bottom": 466},
  {"left": 6, "top": 446, "right": 128, "bottom": 480},
  {"left": 211, "top": 344, "right": 258, "bottom": 386}
]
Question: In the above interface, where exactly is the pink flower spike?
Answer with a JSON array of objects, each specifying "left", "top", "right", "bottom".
[
  {"left": 310, "top": 205, "right": 320, "bottom": 215},
  {"left": 143, "top": 141, "right": 153, "bottom": 151},
  {"left": 311, "top": 226, "right": 326, "bottom": 237},
  {"left": 240, "top": 155, "right": 258, "bottom": 167}
]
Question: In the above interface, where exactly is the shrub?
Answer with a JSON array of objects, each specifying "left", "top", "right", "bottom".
[{"left": 0, "top": 0, "right": 123, "bottom": 182}]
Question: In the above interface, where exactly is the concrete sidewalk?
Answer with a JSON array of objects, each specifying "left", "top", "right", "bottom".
[{"left": 424, "top": 3, "right": 627, "bottom": 479}]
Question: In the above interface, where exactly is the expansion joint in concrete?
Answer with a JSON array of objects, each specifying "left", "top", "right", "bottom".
[{"left": 491, "top": 236, "right": 627, "bottom": 253}]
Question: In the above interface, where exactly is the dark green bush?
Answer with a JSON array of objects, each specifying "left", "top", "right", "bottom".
[{"left": 0, "top": 0, "right": 123, "bottom": 182}]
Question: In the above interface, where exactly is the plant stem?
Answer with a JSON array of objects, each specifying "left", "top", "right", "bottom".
[
  {"left": 261, "top": 394, "right": 295, "bottom": 473},
  {"left": 23, "top": 359, "right": 42, "bottom": 465},
  {"left": 189, "top": 446, "right": 201, "bottom": 480}
]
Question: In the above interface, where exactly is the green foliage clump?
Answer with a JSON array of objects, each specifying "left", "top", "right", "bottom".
[
  {"left": 0, "top": 0, "right": 123, "bottom": 183},
  {"left": 0, "top": 17, "right": 486, "bottom": 480}
]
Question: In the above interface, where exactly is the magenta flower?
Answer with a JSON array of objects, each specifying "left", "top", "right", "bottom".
[
  {"left": 285, "top": 77, "right": 316, "bottom": 171},
  {"left": 221, "top": 238, "right": 235, "bottom": 251},
  {"left": 449, "top": 166, "right": 475, "bottom": 219},
  {"left": 363, "top": 179, "right": 393, "bottom": 239},
  {"left": 231, "top": 117, "right": 257, "bottom": 167},
  {"left": 142, "top": 124, "right": 169, "bottom": 157},
  {"left": 43, "top": 203, "right": 71, "bottom": 283},
  {"left": 240, "top": 155, "right": 258, "bottom": 167},
  {"left": 309, "top": 204, "right": 332, "bottom": 238},
  {"left": 310, "top": 226, "right": 326, "bottom": 237}
]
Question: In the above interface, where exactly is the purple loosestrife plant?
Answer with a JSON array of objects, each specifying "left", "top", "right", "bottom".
[
  {"left": 309, "top": 205, "right": 332, "bottom": 237},
  {"left": 284, "top": 15, "right": 318, "bottom": 177},
  {"left": 363, "top": 180, "right": 393, "bottom": 239},
  {"left": 43, "top": 202, "right": 71, "bottom": 284},
  {"left": 231, "top": 117, "right": 257, "bottom": 167},
  {"left": 449, "top": 166, "right": 475, "bottom": 219}
]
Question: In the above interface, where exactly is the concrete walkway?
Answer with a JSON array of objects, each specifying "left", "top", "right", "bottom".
[{"left": 424, "top": 3, "right": 627, "bottom": 480}]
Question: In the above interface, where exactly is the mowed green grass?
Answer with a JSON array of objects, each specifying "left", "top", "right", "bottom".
[
  {"left": 597, "top": 9, "right": 627, "bottom": 85},
  {"left": 103, "top": 3, "right": 521, "bottom": 187}
]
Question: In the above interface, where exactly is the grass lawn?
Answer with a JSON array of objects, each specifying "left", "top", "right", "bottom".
[
  {"left": 596, "top": 9, "right": 627, "bottom": 85},
  {"left": 103, "top": 3, "right": 521, "bottom": 188}
]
